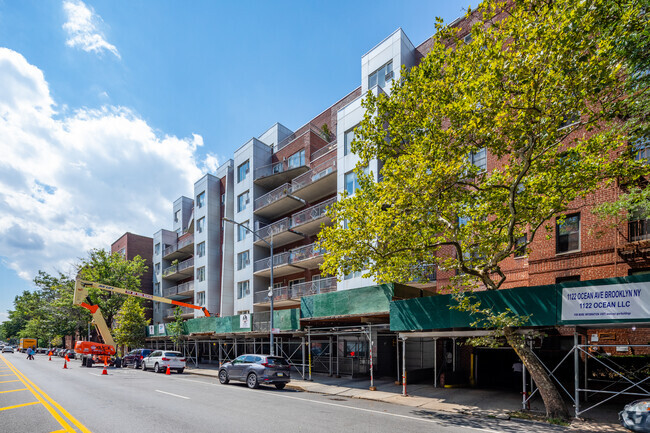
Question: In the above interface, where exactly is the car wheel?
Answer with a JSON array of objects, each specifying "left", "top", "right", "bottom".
[
  {"left": 247, "top": 373, "right": 259, "bottom": 389},
  {"left": 218, "top": 369, "right": 229, "bottom": 384},
  {"left": 176, "top": 368, "right": 184, "bottom": 374},
  {"left": 274, "top": 383, "right": 286, "bottom": 390},
  {"left": 154, "top": 363, "right": 160, "bottom": 373},
  {"left": 142, "top": 361, "right": 147, "bottom": 371}
]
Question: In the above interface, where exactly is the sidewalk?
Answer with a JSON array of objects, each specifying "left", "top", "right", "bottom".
[{"left": 185, "top": 364, "right": 626, "bottom": 432}]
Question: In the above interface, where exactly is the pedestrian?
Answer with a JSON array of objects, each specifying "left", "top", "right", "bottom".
[{"left": 27, "top": 347, "right": 34, "bottom": 360}]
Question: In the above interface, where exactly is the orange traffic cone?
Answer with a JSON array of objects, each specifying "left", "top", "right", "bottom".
[
  {"left": 63, "top": 359, "right": 68, "bottom": 369},
  {"left": 166, "top": 366, "right": 171, "bottom": 375},
  {"left": 102, "top": 358, "right": 108, "bottom": 375},
  {"left": 48, "top": 351, "right": 52, "bottom": 361}
]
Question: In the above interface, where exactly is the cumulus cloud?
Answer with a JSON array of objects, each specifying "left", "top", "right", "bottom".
[
  {"left": 62, "top": 0, "right": 120, "bottom": 58},
  {"left": 0, "top": 48, "right": 214, "bottom": 282}
]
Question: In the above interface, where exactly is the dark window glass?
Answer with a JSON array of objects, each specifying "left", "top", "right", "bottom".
[
  {"left": 514, "top": 235, "right": 527, "bottom": 257},
  {"left": 266, "top": 357, "right": 290, "bottom": 366},
  {"left": 556, "top": 214, "right": 580, "bottom": 253}
]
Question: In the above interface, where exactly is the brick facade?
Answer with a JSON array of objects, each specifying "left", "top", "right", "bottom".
[{"left": 111, "top": 232, "right": 154, "bottom": 321}]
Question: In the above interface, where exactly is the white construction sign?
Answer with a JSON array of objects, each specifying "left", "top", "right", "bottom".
[
  {"left": 561, "top": 282, "right": 650, "bottom": 321},
  {"left": 240, "top": 313, "right": 251, "bottom": 329}
]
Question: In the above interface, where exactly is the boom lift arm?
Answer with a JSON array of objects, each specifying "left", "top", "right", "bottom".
[{"left": 73, "top": 279, "right": 211, "bottom": 320}]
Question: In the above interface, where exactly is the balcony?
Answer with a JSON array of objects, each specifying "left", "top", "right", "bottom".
[
  {"left": 289, "top": 242, "right": 326, "bottom": 269},
  {"left": 162, "top": 281, "right": 194, "bottom": 300},
  {"left": 163, "top": 305, "right": 195, "bottom": 319},
  {"left": 290, "top": 197, "right": 335, "bottom": 237},
  {"left": 253, "top": 251, "right": 303, "bottom": 278},
  {"left": 162, "top": 257, "right": 194, "bottom": 281},
  {"left": 162, "top": 234, "right": 194, "bottom": 260},
  {"left": 290, "top": 153, "right": 337, "bottom": 203},
  {"left": 254, "top": 217, "right": 303, "bottom": 248},
  {"left": 254, "top": 183, "right": 305, "bottom": 219},
  {"left": 619, "top": 220, "right": 650, "bottom": 257},
  {"left": 254, "top": 276, "right": 337, "bottom": 306}
]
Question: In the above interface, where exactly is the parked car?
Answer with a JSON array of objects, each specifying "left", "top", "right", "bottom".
[
  {"left": 218, "top": 354, "right": 291, "bottom": 389},
  {"left": 2, "top": 346, "right": 14, "bottom": 353},
  {"left": 142, "top": 350, "right": 185, "bottom": 374},
  {"left": 64, "top": 349, "right": 76, "bottom": 359},
  {"left": 123, "top": 348, "right": 153, "bottom": 369},
  {"left": 620, "top": 399, "right": 650, "bottom": 432}
]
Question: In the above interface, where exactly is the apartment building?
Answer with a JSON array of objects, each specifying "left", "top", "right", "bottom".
[{"left": 146, "top": 15, "right": 648, "bottom": 392}]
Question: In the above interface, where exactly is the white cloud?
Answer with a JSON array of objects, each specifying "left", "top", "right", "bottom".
[
  {"left": 0, "top": 48, "right": 215, "bottom": 282},
  {"left": 62, "top": 0, "right": 120, "bottom": 58}
]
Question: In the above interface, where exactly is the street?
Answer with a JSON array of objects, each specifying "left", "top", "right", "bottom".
[{"left": 0, "top": 352, "right": 570, "bottom": 433}]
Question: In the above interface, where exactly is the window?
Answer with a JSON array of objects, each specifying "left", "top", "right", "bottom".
[
  {"left": 196, "top": 291, "right": 205, "bottom": 306},
  {"left": 289, "top": 278, "right": 305, "bottom": 290},
  {"left": 634, "top": 137, "right": 650, "bottom": 162},
  {"left": 197, "top": 217, "right": 205, "bottom": 233},
  {"left": 629, "top": 208, "right": 650, "bottom": 241},
  {"left": 237, "top": 281, "right": 250, "bottom": 299},
  {"left": 154, "top": 243, "right": 160, "bottom": 255},
  {"left": 117, "top": 247, "right": 126, "bottom": 258},
  {"left": 174, "top": 210, "right": 180, "bottom": 223},
  {"left": 196, "top": 191, "right": 205, "bottom": 208},
  {"left": 155, "top": 263, "right": 160, "bottom": 274},
  {"left": 344, "top": 270, "right": 363, "bottom": 280},
  {"left": 154, "top": 283, "right": 160, "bottom": 296},
  {"left": 288, "top": 149, "right": 305, "bottom": 169},
  {"left": 470, "top": 148, "right": 487, "bottom": 171},
  {"left": 237, "top": 221, "right": 249, "bottom": 242},
  {"left": 238, "top": 160, "right": 250, "bottom": 183},
  {"left": 368, "top": 61, "right": 393, "bottom": 89},
  {"left": 514, "top": 235, "right": 527, "bottom": 258},
  {"left": 344, "top": 126, "right": 357, "bottom": 156},
  {"left": 197, "top": 266, "right": 205, "bottom": 282},
  {"left": 237, "top": 251, "right": 250, "bottom": 270},
  {"left": 197, "top": 241, "right": 205, "bottom": 257},
  {"left": 237, "top": 191, "right": 249, "bottom": 212},
  {"left": 273, "top": 162, "right": 283, "bottom": 174},
  {"left": 463, "top": 33, "right": 473, "bottom": 44},
  {"left": 345, "top": 171, "right": 359, "bottom": 196},
  {"left": 556, "top": 275, "right": 580, "bottom": 284},
  {"left": 221, "top": 193, "right": 225, "bottom": 206},
  {"left": 556, "top": 213, "right": 580, "bottom": 254}
]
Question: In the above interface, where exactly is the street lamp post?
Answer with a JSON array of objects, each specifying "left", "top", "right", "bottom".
[{"left": 223, "top": 217, "right": 275, "bottom": 355}]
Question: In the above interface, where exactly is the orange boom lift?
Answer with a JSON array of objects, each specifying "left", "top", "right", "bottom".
[{"left": 73, "top": 279, "right": 210, "bottom": 367}]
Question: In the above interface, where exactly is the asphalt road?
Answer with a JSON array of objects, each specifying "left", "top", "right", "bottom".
[{"left": 0, "top": 352, "right": 568, "bottom": 433}]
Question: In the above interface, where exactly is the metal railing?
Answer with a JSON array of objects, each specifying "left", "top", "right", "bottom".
[
  {"left": 291, "top": 197, "right": 335, "bottom": 227},
  {"left": 254, "top": 182, "right": 291, "bottom": 211},
  {"left": 162, "top": 257, "right": 194, "bottom": 277},
  {"left": 629, "top": 219, "right": 650, "bottom": 242},
  {"left": 275, "top": 123, "right": 331, "bottom": 153},
  {"left": 163, "top": 305, "right": 195, "bottom": 317},
  {"left": 162, "top": 234, "right": 194, "bottom": 257},
  {"left": 290, "top": 242, "right": 326, "bottom": 264},
  {"left": 291, "top": 277, "right": 337, "bottom": 297},
  {"left": 257, "top": 217, "right": 290, "bottom": 241},
  {"left": 253, "top": 251, "right": 291, "bottom": 273},
  {"left": 291, "top": 155, "right": 336, "bottom": 192},
  {"left": 311, "top": 142, "right": 337, "bottom": 162}
]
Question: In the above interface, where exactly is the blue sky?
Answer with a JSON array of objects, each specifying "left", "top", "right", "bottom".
[{"left": 0, "top": 0, "right": 474, "bottom": 322}]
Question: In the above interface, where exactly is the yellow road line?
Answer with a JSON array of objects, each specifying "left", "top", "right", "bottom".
[
  {"left": 1, "top": 357, "right": 77, "bottom": 432},
  {"left": 0, "top": 388, "right": 28, "bottom": 394},
  {"left": 0, "top": 379, "right": 20, "bottom": 384},
  {"left": 3, "top": 356, "right": 92, "bottom": 433},
  {"left": 0, "top": 401, "right": 40, "bottom": 412}
]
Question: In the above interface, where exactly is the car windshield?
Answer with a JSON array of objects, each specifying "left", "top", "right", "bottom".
[
  {"left": 164, "top": 352, "right": 183, "bottom": 357},
  {"left": 266, "top": 357, "right": 289, "bottom": 366}
]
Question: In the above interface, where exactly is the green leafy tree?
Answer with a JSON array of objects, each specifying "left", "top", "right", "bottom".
[
  {"left": 166, "top": 307, "right": 185, "bottom": 350},
  {"left": 320, "top": 0, "right": 648, "bottom": 419},
  {"left": 76, "top": 249, "right": 148, "bottom": 328},
  {"left": 113, "top": 297, "right": 150, "bottom": 351}
]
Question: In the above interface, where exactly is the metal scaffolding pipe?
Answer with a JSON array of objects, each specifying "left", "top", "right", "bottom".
[
  {"left": 402, "top": 337, "right": 407, "bottom": 396},
  {"left": 574, "top": 332, "right": 580, "bottom": 418},
  {"left": 433, "top": 338, "right": 437, "bottom": 388}
]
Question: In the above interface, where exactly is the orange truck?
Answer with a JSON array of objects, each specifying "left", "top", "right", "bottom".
[{"left": 73, "top": 279, "right": 210, "bottom": 367}]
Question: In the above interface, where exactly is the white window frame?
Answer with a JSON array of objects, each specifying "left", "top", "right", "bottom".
[
  {"left": 238, "top": 160, "right": 250, "bottom": 183},
  {"left": 237, "top": 250, "right": 250, "bottom": 270},
  {"left": 196, "top": 191, "right": 205, "bottom": 208}
]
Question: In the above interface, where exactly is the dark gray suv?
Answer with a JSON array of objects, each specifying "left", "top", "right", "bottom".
[{"left": 219, "top": 354, "right": 291, "bottom": 389}]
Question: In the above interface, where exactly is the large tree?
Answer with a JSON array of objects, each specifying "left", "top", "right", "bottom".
[
  {"left": 320, "top": 0, "right": 649, "bottom": 419},
  {"left": 76, "top": 249, "right": 148, "bottom": 328}
]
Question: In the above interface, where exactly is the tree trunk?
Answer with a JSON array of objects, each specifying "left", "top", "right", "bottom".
[{"left": 504, "top": 327, "right": 570, "bottom": 420}]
